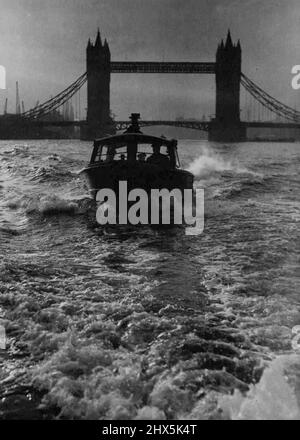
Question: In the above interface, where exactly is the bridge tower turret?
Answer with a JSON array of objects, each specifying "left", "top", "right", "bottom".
[
  {"left": 209, "top": 31, "right": 246, "bottom": 142},
  {"left": 83, "top": 30, "right": 114, "bottom": 140}
]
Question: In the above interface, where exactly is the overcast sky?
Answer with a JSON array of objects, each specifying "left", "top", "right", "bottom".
[{"left": 0, "top": 0, "right": 299, "bottom": 119}]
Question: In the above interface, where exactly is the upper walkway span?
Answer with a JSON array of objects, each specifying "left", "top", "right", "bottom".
[{"left": 110, "top": 62, "right": 216, "bottom": 74}]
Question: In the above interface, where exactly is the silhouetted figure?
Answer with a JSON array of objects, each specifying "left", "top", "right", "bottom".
[
  {"left": 106, "top": 146, "right": 115, "bottom": 162},
  {"left": 138, "top": 152, "right": 146, "bottom": 162},
  {"left": 147, "top": 144, "right": 170, "bottom": 168}
]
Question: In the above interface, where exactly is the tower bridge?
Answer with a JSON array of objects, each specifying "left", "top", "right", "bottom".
[
  {"left": 11, "top": 29, "right": 300, "bottom": 142},
  {"left": 83, "top": 29, "right": 243, "bottom": 141}
]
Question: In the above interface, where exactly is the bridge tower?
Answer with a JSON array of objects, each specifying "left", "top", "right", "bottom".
[
  {"left": 209, "top": 31, "right": 246, "bottom": 142},
  {"left": 82, "top": 30, "right": 114, "bottom": 140}
]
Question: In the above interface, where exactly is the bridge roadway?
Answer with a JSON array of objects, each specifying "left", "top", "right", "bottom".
[{"left": 243, "top": 121, "right": 300, "bottom": 129}]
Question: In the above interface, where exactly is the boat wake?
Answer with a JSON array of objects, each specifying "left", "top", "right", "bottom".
[{"left": 0, "top": 139, "right": 299, "bottom": 420}]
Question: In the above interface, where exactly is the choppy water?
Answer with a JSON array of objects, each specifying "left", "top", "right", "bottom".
[{"left": 0, "top": 138, "right": 299, "bottom": 420}]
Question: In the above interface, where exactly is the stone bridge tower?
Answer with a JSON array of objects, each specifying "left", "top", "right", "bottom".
[
  {"left": 82, "top": 30, "right": 113, "bottom": 140},
  {"left": 209, "top": 31, "right": 246, "bottom": 142}
]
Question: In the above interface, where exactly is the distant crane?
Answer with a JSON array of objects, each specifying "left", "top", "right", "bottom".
[
  {"left": 16, "top": 81, "right": 21, "bottom": 115},
  {"left": 4, "top": 98, "right": 8, "bottom": 115},
  {"left": 22, "top": 101, "right": 25, "bottom": 114}
]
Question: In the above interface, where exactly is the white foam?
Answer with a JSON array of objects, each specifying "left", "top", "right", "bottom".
[
  {"left": 187, "top": 146, "right": 250, "bottom": 179},
  {"left": 219, "top": 354, "right": 300, "bottom": 420}
]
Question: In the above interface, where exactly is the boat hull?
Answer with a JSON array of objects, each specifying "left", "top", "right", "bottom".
[
  {"left": 81, "top": 162, "right": 195, "bottom": 226},
  {"left": 82, "top": 161, "right": 194, "bottom": 197}
]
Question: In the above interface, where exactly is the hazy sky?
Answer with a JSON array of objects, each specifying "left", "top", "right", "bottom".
[{"left": 0, "top": 0, "right": 299, "bottom": 119}]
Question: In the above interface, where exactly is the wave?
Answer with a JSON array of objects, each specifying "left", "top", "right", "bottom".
[
  {"left": 36, "top": 195, "right": 78, "bottom": 215},
  {"left": 0, "top": 145, "right": 31, "bottom": 158},
  {"left": 213, "top": 174, "right": 268, "bottom": 199},
  {"left": 219, "top": 354, "right": 300, "bottom": 420},
  {"left": 187, "top": 146, "right": 250, "bottom": 179},
  {"left": 13, "top": 194, "right": 93, "bottom": 217},
  {"left": 186, "top": 146, "right": 268, "bottom": 200},
  {"left": 0, "top": 226, "right": 21, "bottom": 236},
  {"left": 29, "top": 165, "right": 75, "bottom": 183}
]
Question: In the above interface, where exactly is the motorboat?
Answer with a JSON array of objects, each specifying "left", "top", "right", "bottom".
[{"left": 80, "top": 113, "right": 195, "bottom": 225}]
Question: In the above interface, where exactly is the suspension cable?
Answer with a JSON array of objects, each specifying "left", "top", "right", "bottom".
[
  {"left": 241, "top": 73, "right": 300, "bottom": 122},
  {"left": 22, "top": 72, "right": 87, "bottom": 120}
]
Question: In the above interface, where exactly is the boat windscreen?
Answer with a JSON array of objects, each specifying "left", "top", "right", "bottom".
[
  {"left": 90, "top": 139, "right": 179, "bottom": 167},
  {"left": 91, "top": 144, "right": 127, "bottom": 163}
]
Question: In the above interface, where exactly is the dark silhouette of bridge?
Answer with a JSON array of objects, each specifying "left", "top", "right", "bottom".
[
  {"left": 27, "top": 118, "right": 300, "bottom": 132},
  {"left": 13, "top": 29, "right": 300, "bottom": 142}
]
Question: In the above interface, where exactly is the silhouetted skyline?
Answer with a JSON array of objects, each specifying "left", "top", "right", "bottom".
[{"left": 0, "top": 0, "right": 299, "bottom": 119}]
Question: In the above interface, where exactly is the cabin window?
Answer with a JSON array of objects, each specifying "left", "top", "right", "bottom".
[
  {"left": 95, "top": 145, "right": 103, "bottom": 162},
  {"left": 90, "top": 144, "right": 103, "bottom": 163},
  {"left": 136, "top": 144, "right": 170, "bottom": 162},
  {"left": 136, "top": 144, "right": 153, "bottom": 161},
  {"left": 114, "top": 146, "right": 128, "bottom": 161},
  {"left": 92, "top": 144, "right": 130, "bottom": 163},
  {"left": 91, "top": 140, "right": 179, "bottom": 167}
]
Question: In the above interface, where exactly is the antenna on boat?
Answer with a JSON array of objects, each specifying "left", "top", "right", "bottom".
[{"left": 125, "top": 113, "right": 142, "bottom": 133}]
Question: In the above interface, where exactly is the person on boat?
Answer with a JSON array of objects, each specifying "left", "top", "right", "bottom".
[
  {"left": 106, "top": 146, "right": 115, "bottom": 162},
  {"left": 138, "top": 152, "right": 146, "bottom": 162},
  {"left": 167, "top": 145, "right": 176, "bottom": 168},
  {"left": 146, "top": 144, "right": 170, "bottom": 168}
]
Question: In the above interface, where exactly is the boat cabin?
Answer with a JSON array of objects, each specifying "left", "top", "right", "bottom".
[
  {"left": 89, "top": 114, "right": 180, "bottom": 170},
  {"left": 81, "top": 113, "right": 194, "bottom": 199},
  {"left": 90, "top": 133, "right": 180, "bottom": 169}
]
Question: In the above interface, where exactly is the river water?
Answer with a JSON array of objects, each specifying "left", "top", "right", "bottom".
[{"left": 0, "top": 138, "right": 299, "bottom": 420}]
